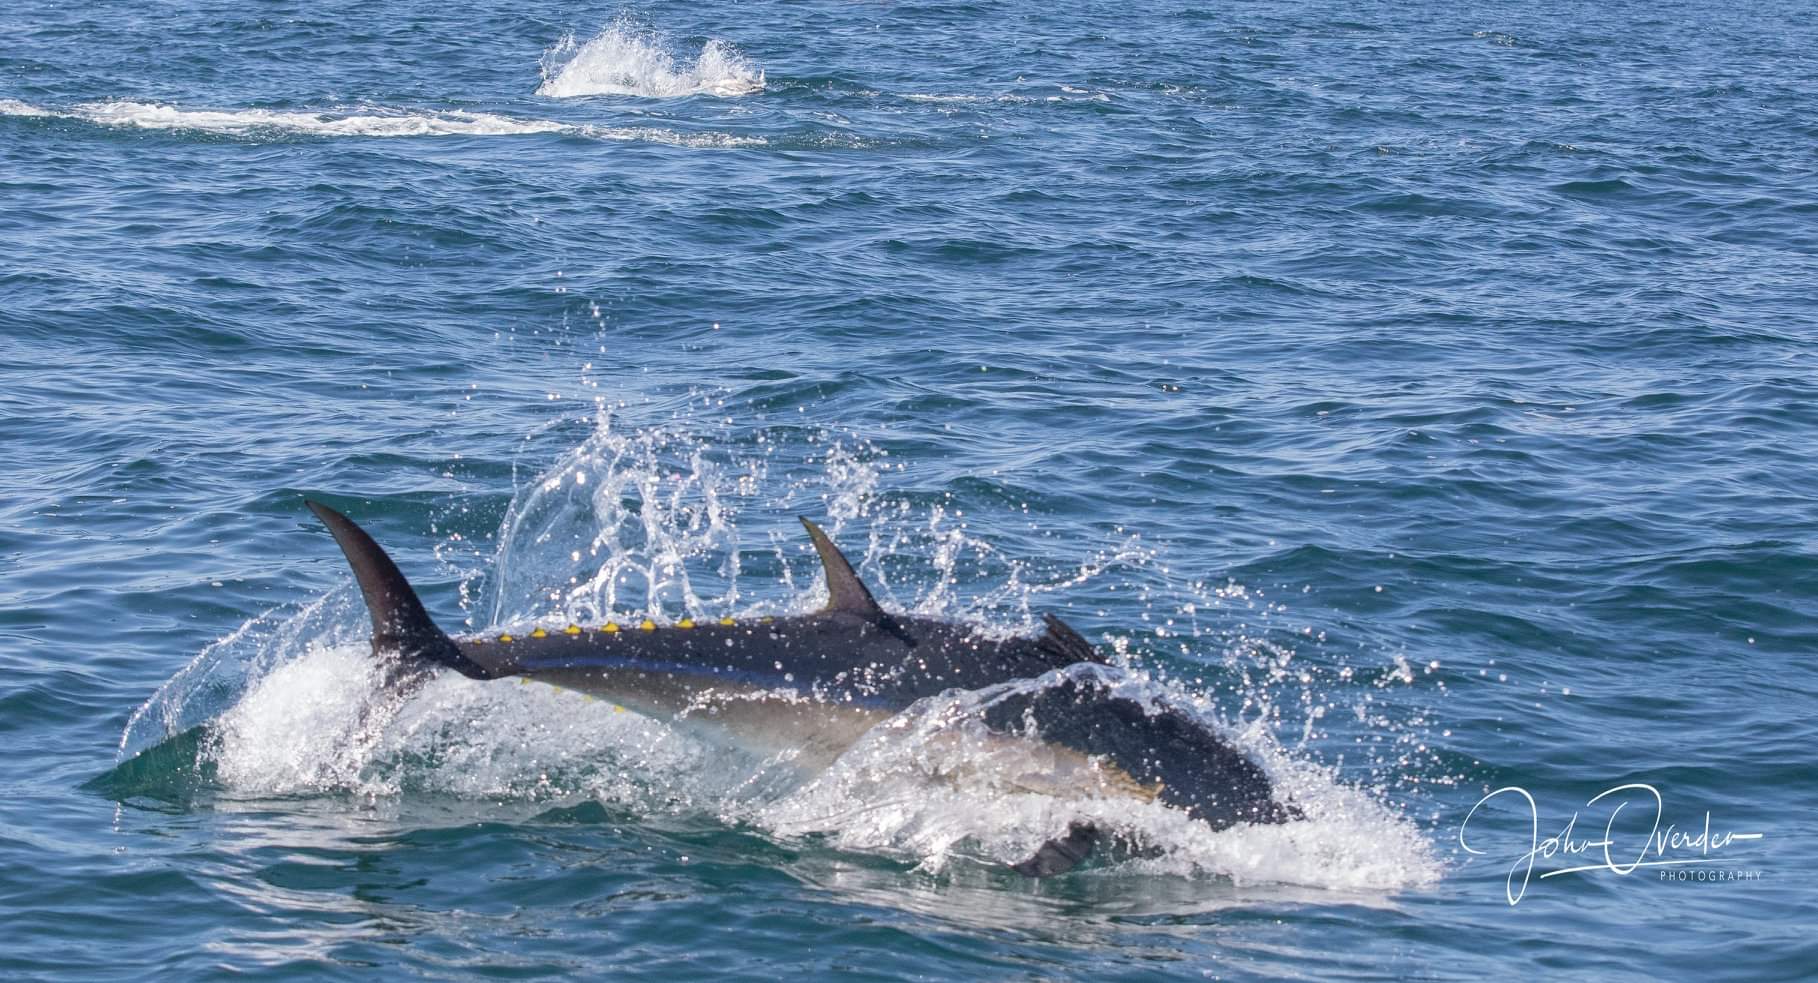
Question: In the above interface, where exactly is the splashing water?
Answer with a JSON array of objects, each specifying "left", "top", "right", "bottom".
[
  {"left": 756, "top": 662, "right": 1438, "bottom": 887},
  {"left": 481, "top": 412, "right": 752, "bottom": 628},
  {"left": 118, "top": 590, "right": 364, "bottom": 760},
  {"left": 208, "top": 643, "right": 725, "bottom": 807},
  {"left": 537, "top": 22, "right": 765, "bottom": 99},
  {"left": 117, "top": 411, "right": 1443, "bottom": 891},
  {"left": 469, "top": 411, "right": 1085, "bottom": 633}
]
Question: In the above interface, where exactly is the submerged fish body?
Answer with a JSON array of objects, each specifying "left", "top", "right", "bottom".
[
  {"left": 455, "top": 610, "right": 1091, "bottom": 764},
  {"left": 305, "top": 499, "right": 1297, "bottom": 873},
  {"left": 464, "top": 610, "right": 1094, "bottom": 710}
]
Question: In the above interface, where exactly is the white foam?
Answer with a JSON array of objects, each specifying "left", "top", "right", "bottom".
[
  {"left": 76, "top": 100, "right": 566, "bottom": 137},
  {"left": 0, "top": 98, "right": 764, "bottom": 148},
  {"left": 0, "top": 98, "right": 564, "bottom": 137},
  {"left": 0, "top": 98, "right": 52, "bottom": 117},
  {"left": 537, "top": 23, "right": 763, "bottom": 98},
  {"left": 198, "top": 643, "right": 1438, "bottom": 891},
  {"left": 209, "top": 642, "right": 392, "bottom": 793},
  {"left": 209, "top": 642, "right": 725, "bottom": 806},
  {"left": 753, "top": 666, "right": 1441, "bottom": 890}
]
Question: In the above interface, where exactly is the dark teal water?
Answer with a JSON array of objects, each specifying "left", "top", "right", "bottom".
[{"left": 4, "top": 1, "right": 1814, "bottom": 978}]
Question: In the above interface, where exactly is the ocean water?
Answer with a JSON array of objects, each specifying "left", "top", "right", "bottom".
[{"left": 2, "top": 1, "right": 1814, "bottom": 978}]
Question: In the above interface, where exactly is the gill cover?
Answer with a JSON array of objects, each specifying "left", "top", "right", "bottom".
[{"left": 306, "top": 500, "right": 495, "bottom": 680}]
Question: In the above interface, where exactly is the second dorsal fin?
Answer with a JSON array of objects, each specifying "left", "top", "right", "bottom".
[{"left": 798, "top": 516, "right": 885, "bottom": 618}]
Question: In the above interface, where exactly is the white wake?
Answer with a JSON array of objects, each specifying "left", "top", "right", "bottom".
[{"left": 0, "top": 99, "right": 765, "bottom": 147}]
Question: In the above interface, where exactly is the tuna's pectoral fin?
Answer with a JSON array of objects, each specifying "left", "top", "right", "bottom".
[
  {"left": 1010, "top": 821, "right": 1101, "bottom": 877},
  {"left": 306, "top": 499, "right": 496, "bottom": 681}
]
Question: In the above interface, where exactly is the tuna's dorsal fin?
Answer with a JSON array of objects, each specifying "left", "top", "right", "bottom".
[{"left": 798, "top": 516, "right": 885, "bottom": 618}]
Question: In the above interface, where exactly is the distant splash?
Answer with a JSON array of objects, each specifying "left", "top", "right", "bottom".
[
  {"left": 0, "top": 99, "right": 766, "bottom": 147},
  {"left": 117, "top": 411, "right": 1442, "bottom": 891},
  {"left": 537, "top": 22, "right": 764, "bottom": 99}
]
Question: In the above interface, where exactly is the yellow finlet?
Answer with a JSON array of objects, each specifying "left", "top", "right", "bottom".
[
  {"left": 498, "top": 633, "right": 514, "bottom": 643},
  {"left": 719, "top": 616, "right": 735, "bottom": 626},
  {"left": 678, "top": 618, "right": 695, "bottom": 629},
  {"left": 564, "top": 624, "right": 582, "bottom": 635},
  {"left": 603, "top": 622, "right": 621, "bottom": 633},
  {"left": 639, "top": 618, "right": 657, "bottom": 631},
  {"left": 530, "top": 627, "right": 548, "bottom": 639}
]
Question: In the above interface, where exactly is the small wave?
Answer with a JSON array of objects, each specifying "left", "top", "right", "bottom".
[
  {"left": 537, "top": 22, "right": 764, "bottom": 98},
  {"left": 579, "top": 124, "right": 767, "bottom": 149},
  {"left": 902, "top": 86, "right": 1111, "bottom": 106},
  {"left": 903, "top": 93, "right": 988, "bottom": 104},
  {"left": 0, "top": 99, "right": 764, "bottom": 147}
]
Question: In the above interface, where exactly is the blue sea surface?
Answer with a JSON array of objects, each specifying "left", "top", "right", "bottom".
[{"left": 3, "top": 1, "right": 1815, "bottom": 978}]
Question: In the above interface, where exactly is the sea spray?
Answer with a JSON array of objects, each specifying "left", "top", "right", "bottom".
[{"left": 537, "top": 21, "right": 764, "bottom": 98}]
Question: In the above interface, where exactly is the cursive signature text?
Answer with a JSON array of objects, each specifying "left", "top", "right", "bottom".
[{"left": 1459, "top": 783, "right": 1764, "bottom": 905}]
